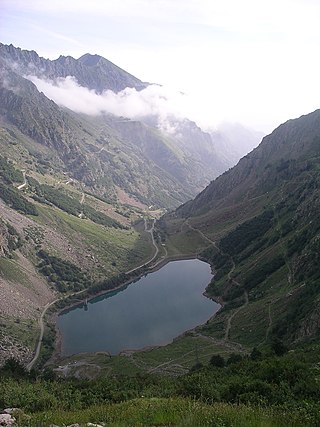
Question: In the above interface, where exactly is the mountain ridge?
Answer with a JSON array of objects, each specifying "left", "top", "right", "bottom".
[
  {"left": 176, "top": 109, "right": 320, "bottom": 217},
  {"left": 162, "top": 108, "right": 320, "bottom": 348},
  {"left": 1, "top": 42, "right": 241, "bottom": 208},
  {"left": 0, "top": 43, "right": 148, "bottom": 93}
]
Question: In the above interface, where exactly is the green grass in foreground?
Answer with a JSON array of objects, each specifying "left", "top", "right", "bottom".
[{"left": 28, "top": 398, "right": 311, "bottom": 427}]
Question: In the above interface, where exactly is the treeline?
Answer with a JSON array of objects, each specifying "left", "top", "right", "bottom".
[
  {"left": 37, "top": 250, "right": 90, "bottom": 293},
  {"left": 83, "top": 204, "right": 125, "bottom": 228}
]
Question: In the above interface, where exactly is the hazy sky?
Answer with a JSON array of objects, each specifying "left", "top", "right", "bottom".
[{"left": 1, "top": 0, "right": 320, "bottom": 132}]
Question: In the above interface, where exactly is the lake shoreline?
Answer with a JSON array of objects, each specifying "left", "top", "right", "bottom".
[{"left": 49, "top": 254, "right": 221, "bottom": 366}]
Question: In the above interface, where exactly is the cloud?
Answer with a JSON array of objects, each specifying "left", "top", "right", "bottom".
[{"left": 26, "top": 74, "right": 211, "bottom": 132}]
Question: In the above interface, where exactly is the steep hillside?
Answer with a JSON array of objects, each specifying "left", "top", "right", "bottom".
[
  {"left": 0, "top": 151, "right": 155, "bottom": 365},
  {"left": 0, "top": 61, "right": 191, "bottom": 207},
  {"left": 0, "top": 43, "right": 236, "bottom": 209},
  {"left": 162, "top": 109, "right": 320, "bottom": 348},
  {"left": 0, "top": 42, "right": 263, "bottom": 368}
]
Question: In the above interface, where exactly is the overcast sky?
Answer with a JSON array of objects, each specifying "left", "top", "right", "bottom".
[{"left": 1, "top": 0, "right": 320, "bottom": 133}]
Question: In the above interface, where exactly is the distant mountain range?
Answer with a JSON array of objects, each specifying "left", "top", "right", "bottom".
[
  {"left": 0, "top": 42, "right": 262, "bottom": 209},
  {"left": 0, "top": 42, "right": 262, "bottom": 365}
]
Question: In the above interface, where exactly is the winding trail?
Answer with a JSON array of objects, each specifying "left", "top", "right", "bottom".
[
  {"left": 80, "top": 192, "right": 85, "bottom": 205},
  {"left": 186, "top": 219, "right": 217, "bottom": 247},
  {"left": 27, "top": 216, "right": 161, "bottom": 370},
  {"left": 265, "top": 304, "right": 273, "bottom": 342},
  {"left": 125, "top": 218, "right": 159, "bottom": 274},
  {"left": 78, "top": 191, "right": 85, "bottom": 218},
  {"left": 26, "top": 299, "right": 58, "bottom": 370},
  {"left": 185, "top": 218, "right": 249, "bottom": 342},
  {"left": 224, "top": 289, "right": 249, "bottom": 340}
]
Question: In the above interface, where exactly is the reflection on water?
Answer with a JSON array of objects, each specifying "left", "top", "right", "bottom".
[{"left": 58, "top": 259, "right": 220, "bottom": 355}]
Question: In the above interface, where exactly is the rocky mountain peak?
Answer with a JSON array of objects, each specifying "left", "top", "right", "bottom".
[
  {"left": 78, "top": 53, "right": 103, "bottom": 67},
  {"left": 0, "top": 43, "right": 147, "bottom": 93}
]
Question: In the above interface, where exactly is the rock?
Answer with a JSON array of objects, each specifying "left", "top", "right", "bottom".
[
  {"left": 3, "top": 409, "right": 30, "bottom": 425},
  {"left": 0, "top": 413, "right": 15, "bottom": 427}
]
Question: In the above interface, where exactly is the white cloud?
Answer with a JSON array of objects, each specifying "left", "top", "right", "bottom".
[
  {"left": 27, "top": 75, "right": 212, "bottom": 131},
  {"left": 3, "top": 0, "right": 320, "bottom": 132}
]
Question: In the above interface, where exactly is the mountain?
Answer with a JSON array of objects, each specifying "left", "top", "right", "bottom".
[
  {"left": 0, "top": 42, "right": 263, "bottom": 367},
  {"left": 0, "top": 42, "right": 240, "bottom": 209},
  {"left": 162, "top": 109, "right": 320, "bottom": 347},
  {"left": 0, "top": 43, "right": 147, "bottom": 93}
]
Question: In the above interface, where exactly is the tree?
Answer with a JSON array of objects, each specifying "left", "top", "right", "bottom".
[{"left": 210, "top": 354, "right": 225, "bottom": 368}]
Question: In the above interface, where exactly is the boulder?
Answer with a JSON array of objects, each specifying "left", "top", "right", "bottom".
[{"left": 0, "top": 413, "right": 15, "bottom": 427}]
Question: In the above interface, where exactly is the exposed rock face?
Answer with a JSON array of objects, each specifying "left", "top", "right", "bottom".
[
  {"left": 0, "top": 43, "right": 148, "bottom": 93},
  {"left": 0, "top": 45, "right": 226, "bottom": 208}
]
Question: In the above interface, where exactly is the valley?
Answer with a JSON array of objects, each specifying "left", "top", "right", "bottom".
[
  {"left": 0, "top": 43, "right": 263, "bottom": 370},
  {"left": 0, "top": 40, "right": 320, "bottom": 427}
]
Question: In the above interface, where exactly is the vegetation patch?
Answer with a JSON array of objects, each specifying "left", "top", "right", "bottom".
[
  {"left": 219, "top": 210, "right": 274, "bottom": 256},
  {"left": 37, "top": 250, "right": 91, "bottom": 293},
  {"left": 0, "top": 183, "right": 38, "bottom": 215},
  {"left": 0, "top": 155, "right": 23, "bottom": 184},
  {"left": 1, "top": 345, "right": 320, "bottom": 426}
]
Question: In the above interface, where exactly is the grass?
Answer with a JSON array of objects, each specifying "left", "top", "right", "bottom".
[
  {"left": 0, "top": 257, "right": 34, "bottom": 288},
  {"left": 0, "top": 315, "right": 38, "bottom": 352},
  {"left": 54, "top": 334, "right": 239, "bottom": 379},
  {"left": 33, "top": 203, "right": 153, "bottom": 278},
  {"left": 164, "top": 227, "right": 210, "bottom": 257},
  {"left": 28, "top": 397, "right": 310, "bottom": 427}
]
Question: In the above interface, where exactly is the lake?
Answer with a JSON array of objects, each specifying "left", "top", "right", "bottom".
[{"left": 57, "top": 259, "right": 220, "bottom": 356}]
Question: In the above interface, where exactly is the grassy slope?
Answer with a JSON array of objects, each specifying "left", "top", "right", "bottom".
[
  {"left": 0, "top": 133, "right": 156, "bottom": 364},
  {"left": 30, "top": 398, "right": 306, "bottom": 427},
  {"left": 3, "top": 343, "right": 320, "bottom": 426},
  {"left": 161, "top": 153, "right": 320, "bottom": 353}
]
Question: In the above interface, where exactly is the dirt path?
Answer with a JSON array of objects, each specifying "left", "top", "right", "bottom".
[
  {"left": 186, "top": 219, "right": 249, "bottom": 342},
  {"left": 224, "top": 290, "right": 248, "bottom": 340},
  {"left": 26, "top": 299, "right": 58, "bottom": 370},
  {"left": 125, "top": 219, "right": 159, "bottom": 274},
  {"left": 17, "top": 170, "right": 27, "bottom": 190},
  {"left": 265, "top": 304, "right": 273, "bottom": 341},
  {"left": 80, "top": 192, "right": 85, "bottom": 204},
  {"left": 186, "top": 219, "right": 216, "bottom": 246}
]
